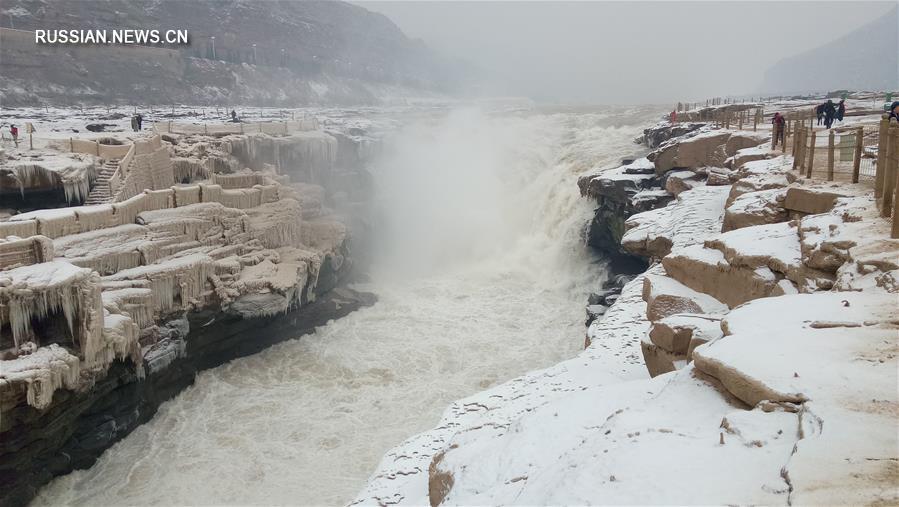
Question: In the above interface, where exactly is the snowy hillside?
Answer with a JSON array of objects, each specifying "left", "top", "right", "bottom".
[{"left": 0, "top": 0, "right": 468, "bottom": 106}]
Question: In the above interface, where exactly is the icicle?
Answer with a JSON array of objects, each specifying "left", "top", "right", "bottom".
[{"left": 0, "top": 344, "right": 82, "bottom": 410}]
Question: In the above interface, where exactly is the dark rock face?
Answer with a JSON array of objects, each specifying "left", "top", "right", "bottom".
[
  {"left": 0, "top": 262, "right": 375, "bottom": 507},
  {"left": 579, "top": 167, "right": 673, "bottom": 272},
  {"left": 585, "top": 273, "right": 638, "bottom": 326}
]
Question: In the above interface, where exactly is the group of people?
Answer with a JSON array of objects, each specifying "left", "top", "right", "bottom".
[
  {"left": 889, "top": 101, "right": 899, "bottom": 122},
  {"left": 815, "top": 99, "right": 846, "bottom": 129},
  {"left": 130, "top": 114, "right": 144, "bottom": 132}
]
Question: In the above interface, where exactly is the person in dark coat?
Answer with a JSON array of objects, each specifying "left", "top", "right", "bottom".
[
  {"left": 130, "top": 115, "right": 138, "bottom": 132},
  {"left": 231, "top": 109, "right": 239, "bottom": 122},
  {"left": 136, "top": 113, "right": 143, "bottom": 131},
  {"left": 823, "top": 100, "right": 836, "bottom": 129},
  {"left": 888, "top": 101, "right": 899, "bottom": 122},
  {"left": 816, "top": 103, "right": 825, "bottom": 125},
  {"left": 835, "top": 100, "right": 845, "bottom": 123}
]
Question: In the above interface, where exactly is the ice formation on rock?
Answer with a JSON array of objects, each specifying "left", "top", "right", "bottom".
[{"left": 1, "top": 122, "right": 351, "bottom": 412}]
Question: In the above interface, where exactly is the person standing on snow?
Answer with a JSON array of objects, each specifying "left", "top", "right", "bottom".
[
  {"left": 771, "top": 112, "right": 785, "bottom": 148},
  {"left": 823, "top": 100, "right": 837, "bottom": 129},
  {"left": 9, "top": 124, "right": 19, "bottom": 147},
  {"left": 835, "top": 100, "right": 845, "bottom": 123},
  {"left": 889, "top": 101, "right": 899, "bottom": 122},
  {"left": 816, "top": 103, "right": 825, "bottom": 125},
  {"left": 669, "top": 110, "right": 677, "bottom": 123}
]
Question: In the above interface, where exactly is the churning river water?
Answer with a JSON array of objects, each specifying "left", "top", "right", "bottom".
[{"left": 34, "top": 105, "right": 661, "bottom": 506}]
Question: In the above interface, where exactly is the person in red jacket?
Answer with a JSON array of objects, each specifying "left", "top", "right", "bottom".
[
  {"left": 9, "top": 124, "right": 19, "bottom": 148},
  {"left": 669, "top": 110, "right": 677, "bottom": 123},
  {"left": 771, "top": 113, "right": 785, "bottom": 148}
]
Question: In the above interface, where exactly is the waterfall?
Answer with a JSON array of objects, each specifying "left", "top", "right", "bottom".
[{"left": 34, "top": 106, "right": 658, "bottom": 507}]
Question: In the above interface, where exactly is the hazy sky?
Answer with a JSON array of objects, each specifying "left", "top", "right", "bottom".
[{"left": 357, "top": 1, "right": 896, "bottom": 104}]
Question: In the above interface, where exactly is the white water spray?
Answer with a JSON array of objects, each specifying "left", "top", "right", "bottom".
[{"left": 34, "top": 106, "right": 656, "bottom": 506}]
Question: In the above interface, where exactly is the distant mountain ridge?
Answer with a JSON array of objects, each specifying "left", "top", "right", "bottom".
[
  {"left": 0, "top": 0, "right": 467, "bottom": 106},
  {"left": 760, "top": 7, "right": 898, "bottom": 95}
]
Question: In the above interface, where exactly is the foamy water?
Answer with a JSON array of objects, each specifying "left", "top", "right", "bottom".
[{"left": 34, "top": 106, "right": 659, "bottom": 506}]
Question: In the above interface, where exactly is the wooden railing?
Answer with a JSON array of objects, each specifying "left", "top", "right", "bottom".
[
  {"left": 788, "top": 115, "right": 898, "bottom": 237},
  {"left": 790, "top": 125, "right": 874, "bottom": 183},
  {"left": 874, "top": 116, "right": 899, "bottom": 238},
  {"left": 672, "top": 105, "right": 764, "bottom": 131},
  {"left": 108, "top": 142, "right": 136, "bottom": 198}
]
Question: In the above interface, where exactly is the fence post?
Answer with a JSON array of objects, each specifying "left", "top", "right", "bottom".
[
  {"left": 784, "top": 121, "right": 791, "bottom": 153},
  {"left": 792, "top": 127, "right": 802, "bottom": 170},
  {"left": 892, "top": 126, "right": 899, "bottom": 238},
  {"left": 852, "top": 126, "right": 863, "bottom": 183},
  {"left": 807, "top": 129, "right": 817, "bottom": 178},
  {"left": 738, "top": 111, "right": 744, "bottom": 130},
  {"left": 875, "top": 115, "right": 889, "bottom": 199},
  {"left": 70, "top": 137, "right": 74, "bottom": 152},
  {"left": 827, "top": 130, "right": 835, "bottom": 181},
  {"left": 883, "top": 120, "right": 898, "bottom": 218}
]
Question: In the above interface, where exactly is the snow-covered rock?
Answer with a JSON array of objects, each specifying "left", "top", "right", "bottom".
[
  {"left": 693, "top": 292, "right": 898, "bottom": 505},
  {"left": 663, "top": 169, "right": 703, "bottom": 195},
  {"left": 621, "top": 186, "right": 728, "bottom": 260},
  {"left": 722, "top": 188, "right": 788, "bottom": 231}
]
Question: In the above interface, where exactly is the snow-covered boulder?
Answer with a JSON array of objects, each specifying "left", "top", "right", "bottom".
[
  {"left": 649, "top": 313, "right": 723, "bottom": 357},
  {"left": 664, "top": 169, "right": 703, "bottom": 195},
  {"left": 724, "top": 132, "right": 768, "bottom": 156},
  {"left": 621, "top": 186, "right": 728, "bottom": 260},
  {"left": 705, "top": 166, "right": 735, "bottom": 186},
  {"left": 651, "top": 131, "right": 730, "bottom": 173},
  {"left": 722, "top": 188, "right": 788, "bottom": 231},
  {"left": 661, "top": 244, "right": 781, "bottom": 308},
  {"left": 783, "top": 186, "right": 846, "bottom": 215},
  {"left": 651, "top": 130, "right": 768, "bottom": 174},
  {"left": 725, "top": 145, "right": 776, "bottom": 169},
  {"left": 642, "top": 272, "right": 728, "bottom": 322}
]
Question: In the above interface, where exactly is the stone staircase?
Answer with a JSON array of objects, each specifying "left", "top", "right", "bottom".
[{"left": 85, "top": 159, "right": 120, "bottom": 205}]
